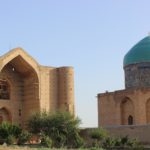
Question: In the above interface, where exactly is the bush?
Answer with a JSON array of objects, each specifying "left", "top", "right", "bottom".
[
  {"left": 6, "top": 135, "right": 16, "bottom": 145},
  {"left": 27, "top": 111, "right": 48, "bottom": 134},
  {"left": 66, "top": 131, "right": 84, "bottom": 148},
  {"left": 0, "top": 122, "right": 21, "bottom": 145},
  {"left": 102, "top": 137, "right": 116, "bottom": 148},
  {"left": 102, "top": 136, "right": 144, "bottom": 149},
  {"left": 28, "top": 111, "right": 83, "bottom": 148},
  {"left": 74, "top": 133, "right": 84, "bottom": 148},
  {"left": 90, "top": 128, "right": 108, "bottom": 148},
  {"left": 90, "top": 128, "right": 108, "bottom": 141},
  {"left": 40, "top": 134, "right": 52, "bottom": 148},
  {"left": 126, "top": 138, "right": 144, "bottom": 149},
  {"left": 18, "top": 131, "right": 32, "bottom": 145}
]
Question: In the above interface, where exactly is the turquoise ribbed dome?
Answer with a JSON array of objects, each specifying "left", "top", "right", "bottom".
[{"left": 124, "top": 36, "right": 150, "bottom": 66}]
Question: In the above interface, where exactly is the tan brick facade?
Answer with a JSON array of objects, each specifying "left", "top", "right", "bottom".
[
  {"left": 97, "top": 35, "right": 150, "bottom": 127},
  {"left": 98, "top": 88, "right": 150, "bottom": 126},
  {"left": 0, "top": 48, "right": 75, "bottom": 127}
]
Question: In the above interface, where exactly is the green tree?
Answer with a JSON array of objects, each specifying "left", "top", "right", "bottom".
[{"left": 28, "top": 111, "right": 84, "bottom": 148}]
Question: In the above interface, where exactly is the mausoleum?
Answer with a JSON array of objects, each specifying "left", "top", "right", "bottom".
[
  {"left": 0, "top": 48, "right": 74, "bottom": 127},
  {"left": 98, "top": 35, "right": 150, "bottom": 127}
]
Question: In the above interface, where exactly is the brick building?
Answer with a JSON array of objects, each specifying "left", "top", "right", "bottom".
[
  {"left": 0, "top": 48, "right": 74, "bottom": 126},
  {"left": 98, "top": 35, "right": 150, "bottom": 127}
]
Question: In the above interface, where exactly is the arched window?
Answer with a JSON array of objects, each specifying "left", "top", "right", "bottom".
[
  {"left": 128, "top": 115, "right": 133, "bottom": 125},
  {"left": 0, "top": 79, "right": 10, "bottom": 99}
]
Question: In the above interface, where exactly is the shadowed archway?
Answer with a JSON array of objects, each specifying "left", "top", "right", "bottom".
[
  {"left": 0, "top": 54, "right": 40, "bottom": 126},
  {"left": 0, "top": 107, "right": 12, "bottom": 123},
  {"left": 120, "top": 97, "right": 134, "bottom": 125}
]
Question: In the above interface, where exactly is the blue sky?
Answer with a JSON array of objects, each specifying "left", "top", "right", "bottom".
[{"left": 0, "top": 0, "right": 150, "bottom": 127}]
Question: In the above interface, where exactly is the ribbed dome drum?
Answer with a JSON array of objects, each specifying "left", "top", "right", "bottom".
[{"left": 124, "top": 36, "right": 150, "bottom": 88}]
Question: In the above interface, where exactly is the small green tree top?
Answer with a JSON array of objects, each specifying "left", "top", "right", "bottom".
[
  {"left": 27, "top": 111, "right": 83, "bottom": 148},
  {"left": 90, "top": 128, "right": 108, "bottom": 141}
]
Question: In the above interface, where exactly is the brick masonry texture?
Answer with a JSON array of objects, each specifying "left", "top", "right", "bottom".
[
  {"left": 0, "top": 48, "right": 75, "bottom": 127},
  {"left": 98, "top": 62, "right": 150, "bottom": 127}
]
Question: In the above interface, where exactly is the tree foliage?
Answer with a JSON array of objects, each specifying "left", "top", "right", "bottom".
[
  {"left": 90, "top": 128, "right": 108, "bottom": 141},
  {"left": 18, "top": 130, "right": 32, "bottom": 145},
  {"left": 0, "top": 122, "right": 21, "bottom": 139},
  {"left": 28, "top": 111, "right": 84, "bottom": 148},
  {"left": 0, "top": 122, "right": 32, "bottom": 145},
  {"left": 0, "top": 122, "right": 22, "bottom": 144},
  {"left": 90, "top": 128, "right": 108, "bottom": 148}
]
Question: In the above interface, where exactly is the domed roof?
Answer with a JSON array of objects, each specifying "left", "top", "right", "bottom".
[{"left": 123, "top": 36, "right": 150, "bottom": 66}]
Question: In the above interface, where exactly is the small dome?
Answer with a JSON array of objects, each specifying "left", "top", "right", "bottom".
[{"left": 124, "top": 36, "right": 150, "bottom": 66}]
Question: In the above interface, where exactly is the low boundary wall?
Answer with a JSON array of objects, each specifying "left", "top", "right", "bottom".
[
  {"left": 105, "top": 125, "right": 150, "bottom": 144},
  {"left": 81, "top": 125, "right": 150, "bottom": 144}
]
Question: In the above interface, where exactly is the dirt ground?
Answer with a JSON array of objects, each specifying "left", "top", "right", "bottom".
[{"left": 0, "top": 146, "right": 80, "bottom": 150}]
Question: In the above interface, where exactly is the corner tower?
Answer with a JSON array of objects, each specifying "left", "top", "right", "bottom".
[
  {"left": 58, "top": 67, "right": 75, "bottom": 115},
  {"left": 124, "top": 35, "right": 150, "bottom": 88}
]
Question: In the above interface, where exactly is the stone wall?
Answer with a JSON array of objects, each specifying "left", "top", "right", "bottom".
[
  {"left": 81, "top": 125, "right": 150, "bottom": 144},
  {"left": 106, "top": 125, "right": 150, "bottom": 144}
]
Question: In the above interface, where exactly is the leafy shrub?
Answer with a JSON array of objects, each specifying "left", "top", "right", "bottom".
[
  {"left": 90, "top": 128, "right": 108, "bottom": 148},
  {"left": 102, "top": 137, "right": 116, "bottom": 148},
  {"left": 0, "top": 122, "right": 21, "bottom": 145},
  {"left": 74, "top": 133, "right": 84, "bottom": 148},
  {"left": 6, "top": 135, "right": 16, "bottom": 145},
  {"left": 27, "top": 111, "right": 48, "bottom": 134},
  {"left": 126, "top": 138, "right": 144, "bottom": 149},
  {"left": 66, "top": 131, "right": 84, "bottom": 148},
  {"left": 121, "top": 135, "right": 129, "bottom": 146},
  {"left": 18, "top": 131, "right": 32, "bottom": 145},
  {"left": 28, "top": 111, "right": 82, "bottom": 148},
  {"left": 114, "top": 137, "right": 122, "bottom": 147},
  {"left": 40, "top": 134, "right": 52, "bottom": 148},
  {"left": 90, "top": 128, "right": 108, "bottom": 141},
  {"left": 103, "top": 136, "right": 143, "bottom": 149}
]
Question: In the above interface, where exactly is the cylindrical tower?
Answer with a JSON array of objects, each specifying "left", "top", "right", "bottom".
[
  {"left": 124, "top": 36, "right": 150, "bottom": 88},
  {"left": 58, "top": 67, "right": 75, "bottom": 115}
]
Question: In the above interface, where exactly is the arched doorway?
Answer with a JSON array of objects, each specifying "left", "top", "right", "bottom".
[
  {"left": 128, "top": 115, "right": 133, "bottom": 125},
  {"left": 0, "top": 107, "right": 12, "bottom": 123},
  {"left": 0, "top": 55, "right": 40, "bottom": 126},
  {"left": 120, "top": 97, "right": 134, "bottom": 125}
]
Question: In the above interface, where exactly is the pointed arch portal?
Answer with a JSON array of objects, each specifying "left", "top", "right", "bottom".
[
  {"left": 0, "top": 107, "right": 12, "bottom": 123},
  {"left": 0, "top": 50, "right": 40, "bottom": 126},
  {"left": 120, "top": 97, "right": 134, "bottom": 125}
]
